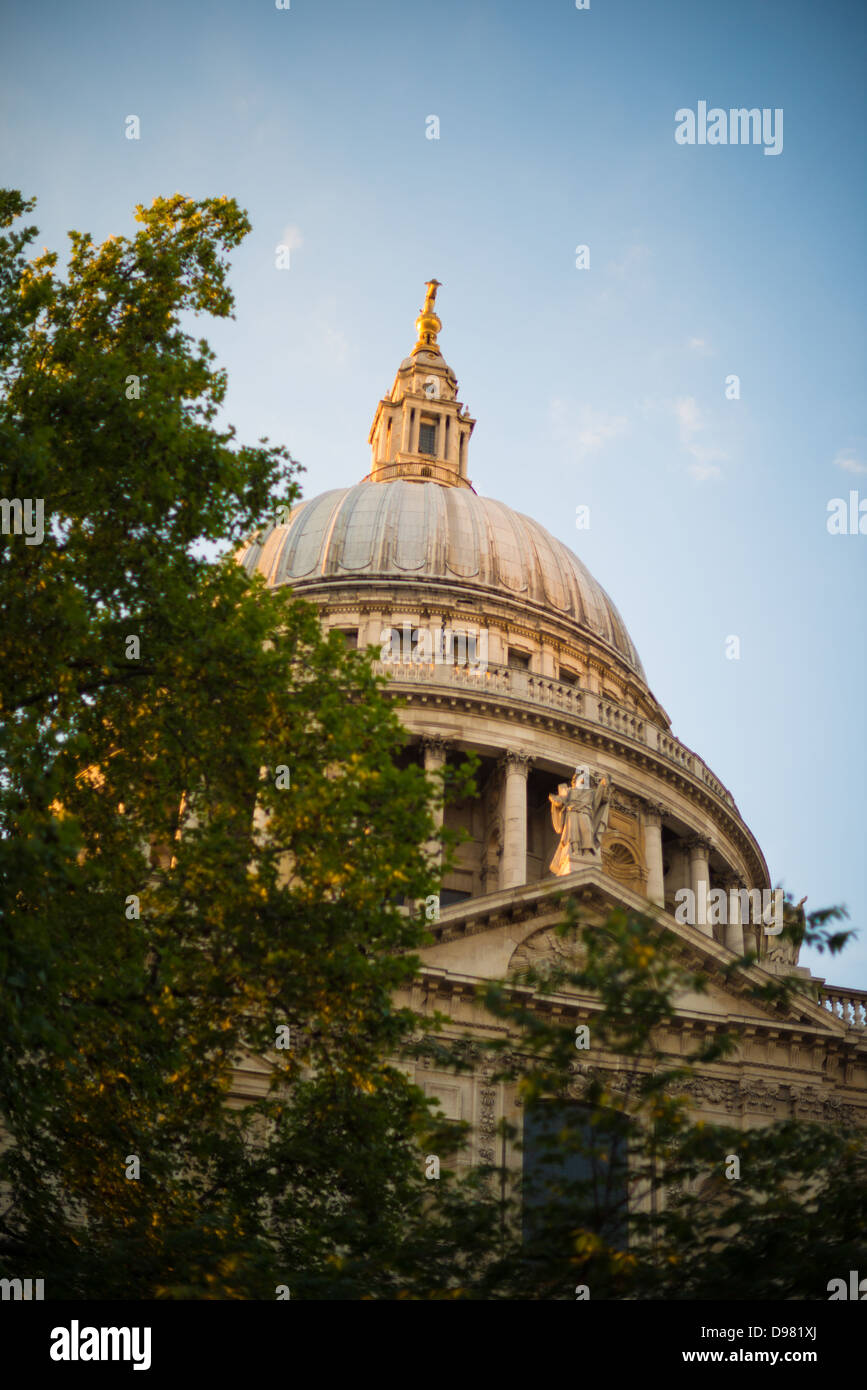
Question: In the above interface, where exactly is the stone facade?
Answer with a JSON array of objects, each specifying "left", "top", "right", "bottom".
[{"left": 238, "top": 282, "right": 867, "bottom": 1176}]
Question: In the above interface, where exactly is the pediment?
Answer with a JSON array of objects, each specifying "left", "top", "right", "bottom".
[
  {"left": 417, "top": 874, "right": 853, "bottom": 1040},
  {"left": 505, "top": 924, "right": 845, "bottom": 1036}
]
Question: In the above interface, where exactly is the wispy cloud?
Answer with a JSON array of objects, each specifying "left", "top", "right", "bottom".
[
  {"left": 549, "top": 399, "right": 628, "bottom": 461},
  {"left": 606, "top": 243, "right": 651, "bottom": 278},
  {"left": 279, "top": 223, "right": 304, "bottom": 252},
  {"left": 674, "top": 395, "right": 726, "bottom": 480},
  {"left": 687, "top": 457, "right": 724, "bottom": 481},
  {"left": 312, "top": 296, "right": 350, "bottom": 367},
  {"left": 675, "top": 396, "right": 703, "bottom": 435},
  {"left": 834, "top": 448, "right": 867, "bottom": 475}
]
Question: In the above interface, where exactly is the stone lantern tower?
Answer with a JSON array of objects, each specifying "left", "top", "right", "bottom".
[{"left": 365, "top": 279, "right": 476, "bottom": 490}]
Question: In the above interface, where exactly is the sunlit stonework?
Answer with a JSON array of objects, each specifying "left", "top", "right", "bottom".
[
  {"left": 549, "top": 767, "right": 611, "bottom": 873},
  {"left": 239, "top": 283, "right": 867, "bottom": 1176}
]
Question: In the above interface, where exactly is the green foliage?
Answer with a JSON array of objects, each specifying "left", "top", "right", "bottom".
[
  {"left": 451, "top": 898, "right": 866, "bottom": 1300},
  {"left": 0, "top": 189, "right": 492, "bottom": 1299}
]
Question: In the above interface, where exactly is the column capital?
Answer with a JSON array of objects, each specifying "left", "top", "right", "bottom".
[
  {"left": 642, "top": 799, "right": 666, "bottom": 826},
  {"left": 719, "top": 873, "right": 742, "bottom": 891},
  {"left": 420, "top": 735, "right": 452, "bottom": 757},
  {"left": 685, "top": 834, "right": 713, "bottom": 859},
  {"left": 499, "top": 750, "right": 533, "bottom": 778}
]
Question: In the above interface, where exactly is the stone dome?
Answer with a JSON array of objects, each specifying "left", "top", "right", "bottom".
[
  {"left": 237, "top": 480, "right": 647, "bottom": 681},
  {"left": 235, "top": 281, "right": 774, "bottom": 903}
]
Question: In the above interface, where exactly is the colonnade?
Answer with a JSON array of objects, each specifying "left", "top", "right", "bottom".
[{"left": 420, "top": 739, "right": 749, "bottom": 950}]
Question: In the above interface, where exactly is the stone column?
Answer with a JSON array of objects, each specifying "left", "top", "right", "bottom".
[
  {"left": 686, "top": 836, "right": 713, "bottom": 937},
  {"left": 382, "top": 413, "right": 392, "bottom": 463},
  {"left": 722, "top": 876, "right": 745, "bottom": 954},
  {"left": 447, "top": 410, "right": 459, "bottom": 469},
  {"left": 357, "top": 609, "right": 379, "bottom": 652},
  {"left": 499, "top": 751, "right": 532, "bottom": 891},
  {"left": 643, "top": 801, "right": 666, "bottom": 907},
  {"left": 421, "top": 736, "right": 450, "bottom": 875}
]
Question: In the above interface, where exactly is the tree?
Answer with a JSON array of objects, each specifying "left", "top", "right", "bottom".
[{"left": 0, "top": 189, "right": 490, "bottom": 1299}]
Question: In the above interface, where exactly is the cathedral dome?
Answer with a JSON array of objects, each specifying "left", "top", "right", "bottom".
[
  {"left": 239, "top": 278, "right": 647, "bottom": 688},
  {"left": 238, "top": 480, "right": 646, "bottom": 681},
  {"left": 236, "top": 280, "right": 771, "bottom": 908}
]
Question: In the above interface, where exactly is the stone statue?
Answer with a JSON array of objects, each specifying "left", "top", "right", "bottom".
[
  {"left": 483, "top": 826, "right": 501, "bottom": 894},
  {"left": 766, "top": 895, "right": 807, "bottom": 965},
  {"left": 549, "top": 767, "right": 611, "bottom": 875}
]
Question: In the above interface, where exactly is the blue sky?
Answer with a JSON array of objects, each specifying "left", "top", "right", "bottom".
[{"left": 3, "top": 0, "right": 865, "bottom": 985}]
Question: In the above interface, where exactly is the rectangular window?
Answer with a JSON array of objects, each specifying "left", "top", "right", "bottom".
[
  {"left": 440, "top": 888, "right": 471, "bottom": 907},
  {"left": 508, "top": 649, "right": 530, "bottom": 670},
  {"left": 522, "top": 1100, "right": 630, "bottom": 1255},
  {"left": 418, "top": 421, "right": 437, "bottom": 456},
  {"left": 449, "top": 631, "right": 483, "bottom": 667},
  {"left": 335, "top": 628, "right": 358, "bottom": 649}
]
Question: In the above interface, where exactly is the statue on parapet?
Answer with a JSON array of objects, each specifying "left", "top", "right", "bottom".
[
  {"left": 549, "top": 765, "right": 611, "bottom": 876},
  {"left": 766, "top": 894, "right": 808, "bottom": 966}
]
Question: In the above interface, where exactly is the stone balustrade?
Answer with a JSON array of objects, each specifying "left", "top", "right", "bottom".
[
  {"left": 818, "top": 985, "right": 867, "bottom": 1030},
  {"left": 598, "top": 700, "right": 645, "bottom": 742},
  {"left": 372, "top": 658, "right": 737, "bottom": 810},
  {"left": 656, "top": 730, "right": 693, "bottom": 770}
]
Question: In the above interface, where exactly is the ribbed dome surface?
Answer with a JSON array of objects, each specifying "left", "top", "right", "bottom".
[{"left": 238, "top": 481, "right": 646, "bottom": 680}]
